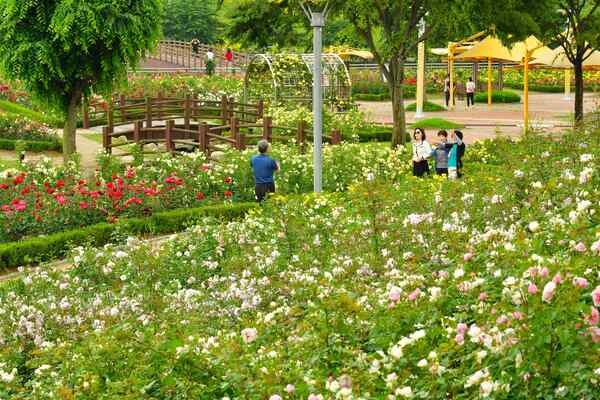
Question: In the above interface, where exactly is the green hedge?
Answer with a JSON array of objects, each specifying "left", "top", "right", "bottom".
[
  {"left": 355, "top": 125, "right": 411, "bottom": 143},
  {"left": 474, "top": 90, "right": 521, "bottom": 103},
  {"left": 504, "top": 82, "right": 599, "bottom": 93},
  {"left": 0, "top": 202, "right": 257, "bottom": 270},
  {"left": 0, "top": 138, "right": 62, "bottom": 152},
  {"left": 353, "top": 93, "right": 390, "bottom": 101}
]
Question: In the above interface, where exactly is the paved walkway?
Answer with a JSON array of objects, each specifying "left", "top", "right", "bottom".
[{"left": 359, "top": 91, "right": 599, "bottom": 144}]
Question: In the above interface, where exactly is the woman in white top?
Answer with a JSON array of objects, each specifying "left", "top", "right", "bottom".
[{"left": 412, "top": 127, "right": 432, "bottom": 177}]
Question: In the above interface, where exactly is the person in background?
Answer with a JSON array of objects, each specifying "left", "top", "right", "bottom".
[
  {"left": 432, "top": 130, "right": 449, "bottom": 176},
  {"left": 251, "top": 140, "right": 279, "bottom": 202},
  {"left": 205, "top": 48, "right": 215, "bottom": 76},
  {"left": 466, "top": 77, "right": 476, "bottom": 108},
  {"left": 225, "top": 48, "right": 234, "bottom": 73},
  {"left": 444, "top": 74, "right": 451, "bottom": 107},
  {"left": 191, "top": 38, "right": 200, "bottom": 55},
  {"left": 412, "top": 127, "right": 432, "bottom": 177}
]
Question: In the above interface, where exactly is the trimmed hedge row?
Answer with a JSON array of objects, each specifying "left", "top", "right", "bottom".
[
  {"left": 0, "top": 202, "right": 258, "bottom": 270},
  {"left": 474, "top": 90, "right": 521, "bottom": 103},
  {"left": 0, "top": 138, "right": 62, "bottom": 152}
]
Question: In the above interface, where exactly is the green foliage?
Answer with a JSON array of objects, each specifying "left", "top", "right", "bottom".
[
  {"left": 0, "top": 0, "right": 164, "bottom": 158},
  {"left": 0, "top": 100, "right": 63, "bottom": 127},
  {"left": 474, "top": 90, "right": 521, "bottom": 103},
  {"left": 0, "top": 203, "right": 257, "bottom": 270},
  {"left": 410, "top": 118, "right": 464, "bottom": 130},
  {"left": 405, "top": 101, "right": 447, "bottom": 112},
  {"left": 0, "top": 138, "right": 62, "bottom": 152},
  {"left": 163, "top": 0, "right": 218, "bottom": 42}
]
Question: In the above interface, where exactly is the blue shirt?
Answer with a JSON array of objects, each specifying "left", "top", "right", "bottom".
[{"left": 251, "top": 154, "right": 278, "bottom": 184}]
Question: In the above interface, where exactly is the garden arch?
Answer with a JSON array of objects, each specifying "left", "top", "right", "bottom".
[{"left": 244, "top": 53, "right": 351, "bottom": 107}]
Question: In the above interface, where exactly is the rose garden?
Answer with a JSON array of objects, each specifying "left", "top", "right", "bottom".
[{"left": 1, "top": 1, "right": 600, "bottom": 399}]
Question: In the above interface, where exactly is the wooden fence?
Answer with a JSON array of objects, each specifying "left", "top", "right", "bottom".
[
  {"left": 82, "top": 95, "right": 263, "bottom": 130},
  {"left": 102, "top": 116, "right": 342, "bottom": 157},
  {"left": 149, "top": 40, "right": 250, "bottom": 71}
]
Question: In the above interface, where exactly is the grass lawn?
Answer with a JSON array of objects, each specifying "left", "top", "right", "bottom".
[
  {"left": 0, "top": 100, "right": 63, "bottom": 127},
  {"left": 82, "top": 132, "right": 103, "bottom": 144},
  {"left": 0, "top": 158, "right": 18, "bottom": 171},
  {"left": 409, "top": 117, "right": 464, "bottom": 130},
  {"left": 405, "top": 100, "right": 446, "bottom": 112}
]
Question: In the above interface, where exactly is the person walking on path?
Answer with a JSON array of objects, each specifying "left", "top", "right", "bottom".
[
  {"left": 432, "top": 130, "right": 449, "bottom": 176},
  {"left": 205, "top": 48, "right": 215, "bottom": 76},
  {"left": 225, "top": 48, "right": 234, "bottom": 73},
  {"left": 251, "top": 140, "right": 279, "bottom": 202},
  {"left": 412, "top": 128, "right": 432, "bottom": 177},
  {"left": 466, "top": 77, "right": 476, "bottom": 108}
]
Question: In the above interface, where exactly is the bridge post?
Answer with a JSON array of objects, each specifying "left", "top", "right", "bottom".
[
  {"left": 107, "top": 104, "right": 114, "bottom": 134},
  {"left": 257, "top": 100, "right": 264, "bottom": 120},
  {"left": 228, "top": 97, "right": 235, "bottom": 122},
  {"left": 199, "top": 122, "right": 208, "bottom": 155},
  {"left": 165, "top": 120, "right": 174, "bottom": 153},
  {"left": 134, "top": 121, "right": 142, "bottom": 153},
  {"left": 262, "top": 116, "right": 273, "bottom": 142},
  {"left": 119, "top": 94, "right": 127, "bottom": 122},
  {"left": 331, "top": 128, "right": 342, "bottom": 145},
  {"left": 231, "top": 117, "right": 243, "bottom": 150},
  {"left": 220, "top": 95, "right": 228, "bottom": 125},
  {"left": 184, "top": 94, "right": 191, "bottom": 130},
  {"left": 145, "top": 97, "right": 152, "bottom": 128},
  {"left": 102, "top": 126, "right": 112, "bottom": 154}
]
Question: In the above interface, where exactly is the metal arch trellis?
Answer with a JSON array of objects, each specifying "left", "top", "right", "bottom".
[{"left": 244, "top": 53, "right": 351, "bottom": 108}]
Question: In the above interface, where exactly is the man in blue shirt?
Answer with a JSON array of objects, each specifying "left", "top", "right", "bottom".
[{"left": 251, "top": 140, "right": 279, "bottom": 202}]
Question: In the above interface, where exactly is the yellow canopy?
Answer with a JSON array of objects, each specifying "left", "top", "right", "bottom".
[
  {"left": 454, "top": 36, "right": 514, "bottom": 61},
  {"left": 532, "top": 46, "right": 600, "bottom": 69},
  {"left": 336, "top": 49, "right": 374, "bottom": 60},
  {"left": 510, "top": 36, "right": 552, "bottom": 61}
]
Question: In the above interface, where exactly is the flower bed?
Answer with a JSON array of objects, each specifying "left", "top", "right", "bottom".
[
  {"left": 0, "top": 143, "right": 409, "bottom": 243},
  {"left": 119, "top": 74, "right": 244, "bottom": 100},
  {"left": 0, "top": 130, "right": 599, "bottom": 398}
]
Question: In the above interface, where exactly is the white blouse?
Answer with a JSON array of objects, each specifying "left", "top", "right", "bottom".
[{"left": 412, "top": 140, "right": 432, "bottom": 161}]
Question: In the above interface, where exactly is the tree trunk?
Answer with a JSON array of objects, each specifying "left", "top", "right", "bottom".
[
  {"left": 63, "top": 89, "right": 81, "bottom": 163},
  {"left": 389, "top": 57, "right": 407, "bottom": 148},
  {"left": 573, "top": 60, "right": 584, "bottom": 125}
]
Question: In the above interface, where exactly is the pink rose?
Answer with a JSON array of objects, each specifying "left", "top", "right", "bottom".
[
  {"left": 496, "top": 315, "right": 508, "bottom": 324},
  {"left": 590, "top": 327, "right": 600, "bottom": 343},
  {"left": 588, "top": 307, "right": 599, "bottom": 326},
  {"left": 528, "top": 283, "right": 538, "bottom": 294},
  {"left": 463, "top": 252, "right": 474, "bottom": 262},
  {"left": 592, "top": 286, "right": 600, "bottom": 307},
  {"left": 408, "top": 288, "right": 421, "bottom": 301},
  {"left": 455, "top": 333, "right": 464, "bottom": 345},
  {"left": 552, "top": 273, "right": 562, "bottom": 284},
  {"left": 542, "top": 281, "right": 557, "bottom": 302},
  {"left": 269, "top": 396, "right": 282, "bottom": 400},
  {"left": 457, "top": 323, "right": 468, "bottom": 335},
  {"left": 513, "top": 311, "right": 524, "bottom": 320},
  {"left": 240, "top": 327, "right": 257, "bottom": 343},
  {"left": 528, "top": 267, "right": 538, "bottom": 278},
  {"left": 591, "top": 240, "right": 600, "bottom": 253},
  {"left": 478, "top": 292, "right": 487, "bottom": 301},
  {"left": 573, "top": 277, "right": 589, "bottom": 289},
  {"left": 388, "top": 286, "right": 401, "bottom": 302},
  {"left": 285, "top": 384, "right": 295, "bottom": 394},
  {"left": 574, "top": 242, "right": 587, "bottom": 252},
  {"left": 439, "top": 271, "right": 449, "bottom": 279},
  {"left": 539, "top": 267, "right": 549, "bottom": 278},
  {"left": 308, "top": 395, "right": 323, "bottom": 400}
]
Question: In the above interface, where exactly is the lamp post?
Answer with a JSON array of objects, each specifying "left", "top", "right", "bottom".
[
  {"left": 415, "top": 17, "right": 426, "bottom": 119},
  {"left": 301, "top": 2, "right": 330, "bottom": 193}
]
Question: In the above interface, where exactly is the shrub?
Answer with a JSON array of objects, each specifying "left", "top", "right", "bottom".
[
  {"left": 0, "top": 202, "right": 257, "bottom": 269},
  {"left": 0, "top": 138, "right": 62, "bottom": 152},
  {"left": 474, "top": 90, "right": 521, "bottom": 103},
  {"left": 0, "top": 113, "right": 60, "bottom": 142}
]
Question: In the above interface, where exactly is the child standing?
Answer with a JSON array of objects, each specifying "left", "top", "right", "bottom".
[{"left": 432, "top": 130, "right": 449, "bottom": 176}]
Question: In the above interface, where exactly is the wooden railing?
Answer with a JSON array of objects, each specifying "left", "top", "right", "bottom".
[
  {"left": 102, "top": 116, "right": 342, "bottom": 157},
  {"left": 82, "top": 95, "right": 263, "bottom": 130},
  {"left": 149, "top": 40, "right": 250, "bottom": 71}
]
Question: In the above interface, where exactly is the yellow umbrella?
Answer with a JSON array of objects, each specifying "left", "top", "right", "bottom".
[
  {"left": 455, "top": 36, "right": 515, "bottom": 106},
  {"left": 532, "top": 46, "right": 600, "bottom": 100},
  {"left": 509, "top": 36, "right": 554, "bottom": 130}
]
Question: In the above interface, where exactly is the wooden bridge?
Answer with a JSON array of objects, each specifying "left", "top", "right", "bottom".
[
  {"left": 141, "top": 40, "right": 251, "bottom": 73},
  {"left": 83, "top": 96, "right": 342, "bottom": 157}
]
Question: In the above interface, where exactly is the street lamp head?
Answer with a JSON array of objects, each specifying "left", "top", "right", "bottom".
[{"left": 300, "top": 0, "right": 331, "bottom": 22}]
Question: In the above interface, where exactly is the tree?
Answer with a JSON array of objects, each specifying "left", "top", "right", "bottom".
[
  {"left": 331, "top": 0, "right": 460, "bottom": 147},
  {"left": 0, "top": 0, "right": 163, "bottom": 162},
  {"left": 163, "top": 0, "right": 218, "bottom": 42}
]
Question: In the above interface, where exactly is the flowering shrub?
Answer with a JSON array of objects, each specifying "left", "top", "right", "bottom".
[
  {"left": 119, "top": 74, "right": 244, "bottom": 101},
  {"left": 0, "top": 143, "right": 409, "bottom": 243},
  {"left": 0, "top": 114, "right": 58, "bottom": 142},
  {"left": 1, "top": 128, "right": 599, "bottom": 398}
]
